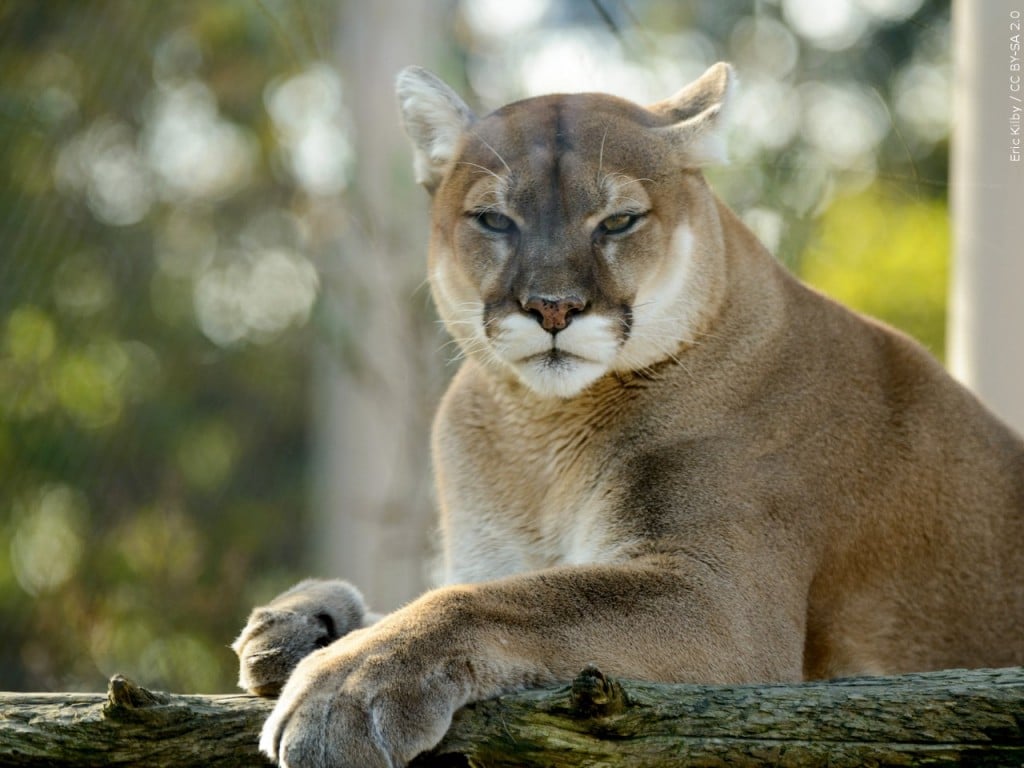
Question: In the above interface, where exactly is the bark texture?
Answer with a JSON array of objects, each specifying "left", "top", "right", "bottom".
[{"left": 1, "top": 667, "right": 1022, "bottom": 767}]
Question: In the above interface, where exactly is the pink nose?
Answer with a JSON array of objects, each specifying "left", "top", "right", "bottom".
[{"left": 522, "top": 296, "right": 586, "bottom": 333}]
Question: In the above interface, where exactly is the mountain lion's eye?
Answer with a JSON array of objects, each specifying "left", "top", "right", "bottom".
[
  {"left": 477, "top": 211, "right": 515, "bottom": 233},
  {"left": 599, "top": 213, "right": 640, "bottom": 235}
]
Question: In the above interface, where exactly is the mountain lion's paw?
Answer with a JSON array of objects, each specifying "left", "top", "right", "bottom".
[
  {"left": 259, "top": 617, "right": 471, "bottom": 768},
  {"left": 233, "top": 579, "right": 369, "bottom": 697}
]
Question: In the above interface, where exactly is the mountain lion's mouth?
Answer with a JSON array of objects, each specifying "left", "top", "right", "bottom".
[
  {"left": 524, "top": 349, "right": 585, "bottom": 367},
  {"left": 491, "top": 314, "right": 622, "bottom": 397}
]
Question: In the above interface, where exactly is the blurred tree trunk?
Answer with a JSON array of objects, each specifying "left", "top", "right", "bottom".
[
  {"left": 949, "top": 0, "right": 1024, "bottom": 435},
  {"left": 310, "top": 2, "right": 456, "bottom": 611}
]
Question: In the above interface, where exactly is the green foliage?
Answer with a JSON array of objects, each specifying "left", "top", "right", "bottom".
[
  {"left": 800, "top": 186, "right": 949, "bottom": 358},
  {"left": 0, "top": 0, "right": 334, "bottom": 693}
]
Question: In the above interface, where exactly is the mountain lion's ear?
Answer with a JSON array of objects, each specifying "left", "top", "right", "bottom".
[
  {"left": 396, "top": 67, "right": 477, "bottom": 192},
  {"left": 649, "top": 62, "right": 736, "bottom": 166}
]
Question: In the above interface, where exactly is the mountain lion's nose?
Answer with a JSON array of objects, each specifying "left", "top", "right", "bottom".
[{"left": 522, "top": 296, "right": 586, "bottom": 333}]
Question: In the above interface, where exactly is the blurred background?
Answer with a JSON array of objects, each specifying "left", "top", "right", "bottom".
[{"left": 1, "top": 0, "right": 955, "bottom": 693}]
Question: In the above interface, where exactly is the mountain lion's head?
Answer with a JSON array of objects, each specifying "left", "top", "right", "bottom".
[{"left": 398, "top": 64, "right": 735, "bottom": 398}]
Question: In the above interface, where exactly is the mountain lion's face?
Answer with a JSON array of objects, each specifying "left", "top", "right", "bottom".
[{"left": 401, "top": 66, "right": 734, "bottom": 398}]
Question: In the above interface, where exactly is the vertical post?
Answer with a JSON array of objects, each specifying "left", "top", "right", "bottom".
[
  {"left": 949, "top": 0, "right": 1024, "bottom": 435},
  {"left": 311, "top": 1, "right": 451, "bottom": 612}
]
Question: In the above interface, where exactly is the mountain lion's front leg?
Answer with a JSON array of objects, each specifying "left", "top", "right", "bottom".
[{"left": 259, "top": 557, "right": 804, "bottom": 768}]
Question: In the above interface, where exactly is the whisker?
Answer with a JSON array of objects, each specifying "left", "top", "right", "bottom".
[
  {"left": 601, "top": 172, "right": 656, "bottom": 197},
  {"left": 456, "top": 161, "right": 504, "bottom": 183},
  {"left": 443, "top": 319, "right": 484, "bottom": 327},
  {"left": 468, "top": 132, "right": 512, "bottom": 177},
  {"left": 616, "top": 343, "right": 696, "bottom": 384}
]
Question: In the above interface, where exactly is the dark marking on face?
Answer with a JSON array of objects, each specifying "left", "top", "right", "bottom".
[{"left": 442, "top": 92, "right": 695, "bottom": 358}]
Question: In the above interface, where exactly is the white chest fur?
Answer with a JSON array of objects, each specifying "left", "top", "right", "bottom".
[
  {"left": 436, "top": 391, "right": 630, "bottom": 585},
  {"left": 440, "top": 483, "right": 617, "bottom": 585}
]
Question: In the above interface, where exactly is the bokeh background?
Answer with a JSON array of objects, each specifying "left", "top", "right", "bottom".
[{"left": 1, "top": 0, "right": 952, "bottom": 693}]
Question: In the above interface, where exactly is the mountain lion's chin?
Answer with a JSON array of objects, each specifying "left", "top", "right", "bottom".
[{"left": 512, "top": 353, "right": 608, "bottom": 399}]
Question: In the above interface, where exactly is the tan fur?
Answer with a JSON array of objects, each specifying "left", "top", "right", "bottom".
[{"left": 238, "top": 64, "right": 1024, "bottom": 768}]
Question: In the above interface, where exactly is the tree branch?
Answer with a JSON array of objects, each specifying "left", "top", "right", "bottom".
[{"left": 1, "top": 668, "right": 1022, "bottom": 767}]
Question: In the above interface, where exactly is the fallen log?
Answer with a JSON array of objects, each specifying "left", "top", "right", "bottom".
[
  {"left": 422, "top": 665, "right": 1024, "bottom": 767},
  {"left": 0, "top": 667, "right": 1021, "bottom": 767}
]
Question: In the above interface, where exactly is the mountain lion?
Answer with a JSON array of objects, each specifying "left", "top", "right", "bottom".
[{"left": 234, "top": 63, "right": 1024, "bottom": 768}]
